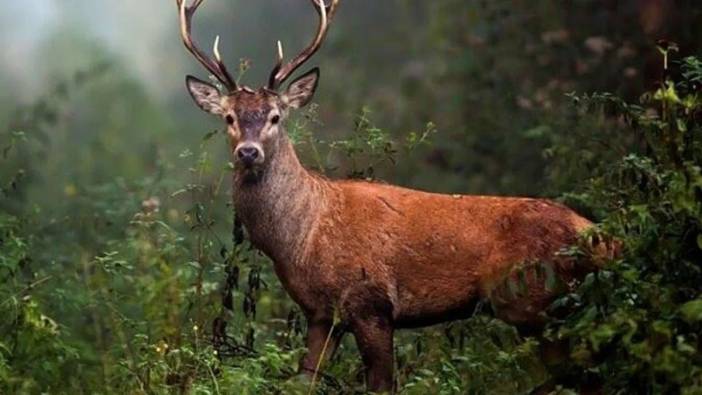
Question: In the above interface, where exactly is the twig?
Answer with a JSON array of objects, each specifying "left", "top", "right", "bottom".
[
  {"left": 0, "top": 275, "right": 52, "bottom": 308},
  {"left": 307, "top": 323, "right": 336, "bottom": 395}
]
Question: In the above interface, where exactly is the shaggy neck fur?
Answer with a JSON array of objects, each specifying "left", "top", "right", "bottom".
[{"left": 232, "top": 133, "right": 328, "bottom": 265}]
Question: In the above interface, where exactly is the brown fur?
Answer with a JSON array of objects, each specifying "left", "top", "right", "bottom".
[
  {"left": 187, "top": 83, "right": 607, "bottom": 392},
  {"left": 233, "top": 122, "right": 596, "bottom": 392}
]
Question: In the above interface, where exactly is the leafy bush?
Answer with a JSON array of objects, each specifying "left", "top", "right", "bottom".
[{"left": 544, "top": 54, "right": 702, "bottom": 393}]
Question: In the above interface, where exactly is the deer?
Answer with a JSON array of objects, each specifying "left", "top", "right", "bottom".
[{"left": 176, "top": 0, "right": 614, "bottom": 392}]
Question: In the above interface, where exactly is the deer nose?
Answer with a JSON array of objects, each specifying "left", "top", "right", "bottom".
[{"left": 236, "top": 145, "right": 261, "bottom": 166}]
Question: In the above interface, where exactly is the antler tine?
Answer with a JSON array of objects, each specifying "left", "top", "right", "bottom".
[
  {"left": 268, "top": 0, "right": 340, "bottom": 90},
  {"left": 267, "top": 41, "right": 285, "bottom": 89},
  {"left": 177, "top": 0, "right": 237, "bottom": 91},
  {"left": 310, "top": 0, "right": 340, "bottom": 19}
]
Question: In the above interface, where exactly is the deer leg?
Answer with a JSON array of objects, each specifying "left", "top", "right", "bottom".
[
  {"left": 299, "top": 316, "right": 342, "bottom": 375},
  {"left": 351, "top": 316, "right": 394, "bottom": 393},
  {"left": 341, "top": 284, "right": 395, "bottom": 393}
]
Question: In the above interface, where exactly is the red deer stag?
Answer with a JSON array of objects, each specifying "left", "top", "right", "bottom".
[{"left": 177, "top": 0, "right": 608, "bottom": 392}]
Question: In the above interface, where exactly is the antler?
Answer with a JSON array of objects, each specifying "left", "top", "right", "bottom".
[
  {"left": 177, "top": 0, "right": 237, "bottom": 91},
  {"left": 267, "top": 0, "right": 340, "bottom": 90}
]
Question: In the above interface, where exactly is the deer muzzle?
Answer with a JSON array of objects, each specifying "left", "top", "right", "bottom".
[{"left": 235, "top": 143, "right": 265, "bottom": 168}]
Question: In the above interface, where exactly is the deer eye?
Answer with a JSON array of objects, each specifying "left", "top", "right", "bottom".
[
  {"left": 225, "top": 115, "right": 235, "bottom": 125},
  {"left": 271, "top": 115, "right": 280, "bottom": 124}
]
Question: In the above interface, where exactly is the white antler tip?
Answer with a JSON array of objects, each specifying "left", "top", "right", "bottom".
[
  {"left": 277, "top": 40, "right": 284, "bottom": 61},
  {"left": 213, "top": 35, "right": 222, "bottom": 61}
]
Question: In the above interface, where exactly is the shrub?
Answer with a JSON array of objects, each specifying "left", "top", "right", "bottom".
[{"left": 545, "top": 53, "right": 702, "bottom": 393}]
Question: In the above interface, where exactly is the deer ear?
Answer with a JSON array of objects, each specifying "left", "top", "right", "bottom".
[
  {"left": 186, "top": 75, "right": 225, "bottom": 115},
  {"left": 282, "top": 68, "right": 319, "bottom": 109}
]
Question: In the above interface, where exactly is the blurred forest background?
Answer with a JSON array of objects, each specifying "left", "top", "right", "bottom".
[{"left": 2, "top": 0, "right": 702, "bottom": 394}]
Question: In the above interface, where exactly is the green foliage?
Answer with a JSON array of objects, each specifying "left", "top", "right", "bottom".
[
  {"left": 328, "top": 107, "right": 437, "bottom": 179},
  {"left": 544, "top": 55, "right": 702, "bottom": 393},
  {"left": 396, "top": 317, "right": 545, "bottom": 394},
  {"left": 290, "top": 105, "right": 438, "bottom": 180},
  {"left": 0, "top": 212, "right": 83, "bottom": 393}
]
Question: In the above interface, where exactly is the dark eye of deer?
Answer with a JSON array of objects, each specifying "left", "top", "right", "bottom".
[
  {"left": 225, "top": 115, "right": 234, "bottom": 125},
  {"left": 271, "top": 115, "right": 280, "bottom": 124}
]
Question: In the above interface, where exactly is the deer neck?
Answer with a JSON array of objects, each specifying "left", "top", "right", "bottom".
[{"left": 232, "top": 135, "right": 327, "bottom": 264}]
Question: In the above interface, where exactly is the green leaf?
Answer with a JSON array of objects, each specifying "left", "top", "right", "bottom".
[
  {"left": 589, "top": 323, "right": 616, "bottom": 351},
  {"left": 676, "top": 118, "right": 687, "bottom": 132},
  {"left": 679, "top": 299, "right": 702, "bottom": 323},
  {"left": 202, "top": 129, "right": 220, "bottom": 141},
  {"left": 653, "top": 81, "right": 681, "bottom": 104}
]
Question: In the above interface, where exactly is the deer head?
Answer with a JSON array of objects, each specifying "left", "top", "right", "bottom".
[{"left": 177, "top": 0, "right": 340, "bottom": 170}]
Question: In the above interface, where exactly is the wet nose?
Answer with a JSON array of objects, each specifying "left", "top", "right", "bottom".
[{"left": 236, "top": 145, "right": 260, "bottom": 165}]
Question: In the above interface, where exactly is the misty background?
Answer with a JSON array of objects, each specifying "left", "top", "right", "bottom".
[
  {"left": 4, "top": 1, "right": 700, "bottom": 197},
  {"left": 2, "top": 1, "right": 701, "bottom": 226},
  {"left": 2, "top": 1, "right": 420, "bottom": 108},
  {"left": 2, "top": 1, "right": 453, "bottom": 195}
]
